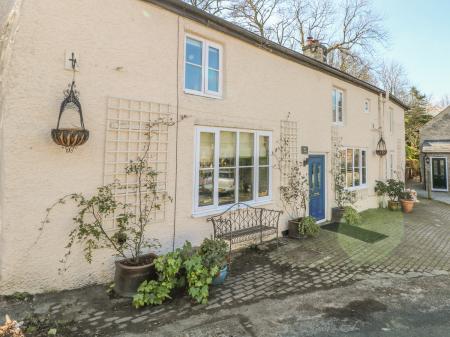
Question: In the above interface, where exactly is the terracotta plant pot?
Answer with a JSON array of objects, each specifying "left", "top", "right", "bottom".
[
  {"left": 400, "top": 199, "right": 414, "bottom": 213},
  {"left": 114, "top": 253, "right": 158, "bottom": 298},
  {"left": 388, "top": 200, "right": 401, "bottom": 211},
  {"left": 288, "top": 218, "right": 304, "bottom": 239},
  {"left": 331, "top": 207, "right": 345, "bottom": 223}
]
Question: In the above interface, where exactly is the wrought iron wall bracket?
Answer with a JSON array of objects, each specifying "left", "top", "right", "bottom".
[{"left": 51, "top": 55, "right": 89, "bottom": 152}]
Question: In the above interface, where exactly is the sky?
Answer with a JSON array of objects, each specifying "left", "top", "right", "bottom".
[{"left": 372, "top": 0, "right": 450, "bottom": 102}]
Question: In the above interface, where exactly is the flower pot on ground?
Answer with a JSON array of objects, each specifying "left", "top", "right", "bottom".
[
  {"left": 199, "top": 238, "right": 229, "bottom": 285},
  {"left": 288, "top": 218, "right": 303, "bottom": 239},
  {"left": 400, "top": 191, "right": 415, "bottom": 213},
  {"left": 288, "top": 217, "right": 320, "bottom": 239},
  {"left": 212, "top": 264, "right": 229, "bottom": 286},
  {"left": 41, "top": 118, "right": 175, "bottom": 297},
  {"left": 375, "top": 179, "right": 405, "bottom": 211},
  {"left": 388, "top": 200, "right": 401, "bottom": 211},
  {"left": 331, "top": 207, "right": 345, "bottom": 223},
  {"left": 114, "top": 253, "right": 158, "bottom": 298}
]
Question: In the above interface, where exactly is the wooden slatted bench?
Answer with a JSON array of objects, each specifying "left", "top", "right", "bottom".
[{"left": 207, "top": 203, "right": 282, "bottom": 259}]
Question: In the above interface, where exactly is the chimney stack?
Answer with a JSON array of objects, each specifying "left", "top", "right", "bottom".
[{"left": 302, "top": 37, "right": 328, "bottom": 63}]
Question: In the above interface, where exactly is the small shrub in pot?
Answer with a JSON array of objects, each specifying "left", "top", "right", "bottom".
[{"left": 41, "top": 118, "right": 175, "bottom": 297}]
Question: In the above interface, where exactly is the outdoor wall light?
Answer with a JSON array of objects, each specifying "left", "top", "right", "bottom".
[{"left": 51, "top": 53, "right": 89, "bottom": 152}]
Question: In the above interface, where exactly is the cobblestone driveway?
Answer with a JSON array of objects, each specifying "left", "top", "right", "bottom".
[{"left": 1, "top": 199, "right": 449, "bottom": 336}]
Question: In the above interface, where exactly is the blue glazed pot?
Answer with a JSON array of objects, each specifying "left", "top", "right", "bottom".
[{"left": 212, "top": 265, "right": 228, "bottom": 286}]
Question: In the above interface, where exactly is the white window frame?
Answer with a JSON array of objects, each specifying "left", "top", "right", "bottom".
[
  {"left": 193, "top": 127, "right": 272, "bottom": 216},
  {"left": 332, "top": 88, "right": 344, "bottom": 125},
  {"left": 342, "top": 147, "right": 368, "bottom": 191},
  {"left": 364, "top": 99, "right": 370, "bottom": 113},
  {"left": 184, "top": 34, "right": 223, "bottom": 98}
]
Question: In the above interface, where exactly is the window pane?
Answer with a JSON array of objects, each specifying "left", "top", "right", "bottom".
[
  {"left": 346, "top": 149, "right": 353, "bottom": 187},
  {"left": 362, "top": 150, "right": 367, "bottom": 184},
  {"left": 186, "top": 64, "right": 202, "bottom": 91},
  {"left": 186, "top": 38, "right": 202, "bottom": 65},
  {"left": 239, "top": 133, "right": 254, "bottom": 166},
  {"left": 208, "top": 47, "right": 219, "bottom": 70},
  {"left": 354, "top": 149, "right": 360, "bottom": 186},
  {"left": 259, "top": 136, "right": 269, "bottom": 165},
  {"left": 219, "top": 168, "right": 235, "bottom": 205},
  {"left": 208, "top": 69, "right": 219, "bottom": 92},
  {"left": 338, "top": 92, "right": 343, "bottom": 122},
  {"left": 239, "top": 167, "right": 253, "bottom": 201},
  {"left": 332, "top": 90, "right": 337, "bottom": 122},
  {"left": 220, "top": 131, "right": 236, "bottom": 167},
  {"left": 259, "top": 167, "right": 269, "bottom": 197},
  {"left": 199, "top": 169, "right": 214, "bottom": 206},
  {"left": 200, "top": 132, "right": 214, "bottom": 168}
]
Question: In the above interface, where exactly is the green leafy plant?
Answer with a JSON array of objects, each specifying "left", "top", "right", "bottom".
[
  {"left": 132, "top": 250, "right": 182, "bottom": 307},
  {"left": 342, "top": 206, "right": 362, "bottom": 225},
  {"left": 133, "top": 239, "right": 222, "bottom": 307},
  {"left": 184, "top": 255, "right": 218, "bottom": 304},
  {"left": 298, "top": 216, "right": 320, "bottom": 237},
  {"left": 41, "top": 118, "right": 175, "bottom": 269},
  {"left": 375, "top": 179, "right": 405, "bottom": 202},
  {"left": 198, "top": 238, "right": 228, "bottom": 269},
  {"left": 400, "top": 190, "right": 413, "bottom": 200}
]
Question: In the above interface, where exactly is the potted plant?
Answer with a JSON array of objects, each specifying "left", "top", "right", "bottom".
[
  {"left": 298, "top": 216, "right": 320, "bottom": 238},
  {"left": 42, "top": 118, "right": 174, "bottom": 297},
  {"left": 342, "top": 206, "right": 362, "bottom": 225},
  {"left": 198, "top": 238, "right": 229, "bottom": 285},
  {"left": 375, "top": 179, "right": 405, "bottom": 211},
  {"left": 331, "top": 140, "right": 356, "bottom": 222},
  {"left": 400, "top": 191, "right": 415, "bottom": 213},
  {"left": 273, "top": 127, "right": 309, "bottom": 239}
]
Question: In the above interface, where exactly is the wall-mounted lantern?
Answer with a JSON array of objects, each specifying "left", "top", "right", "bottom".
[
  {"left": 51, "top": 53, "right": 89, "bottom": 152},
  {"left": 375, "top": 135, "right": 387, "bottom": 157}
]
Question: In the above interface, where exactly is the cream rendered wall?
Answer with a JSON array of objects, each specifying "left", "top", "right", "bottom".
[{"left": 0, "top": 0, "right": 405, "bottom": 294}]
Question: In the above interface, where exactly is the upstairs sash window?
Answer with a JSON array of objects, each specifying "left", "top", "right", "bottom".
[
  {"left": 332, "top": 88, "right": 344, "bottom": 124},
  {"left": 185, "top": 36, "right": 222, "bottom": 97}
]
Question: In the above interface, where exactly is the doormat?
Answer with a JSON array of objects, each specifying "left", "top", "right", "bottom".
[{"left": 322, "top": 223, "right": 388, "bottom": 243}]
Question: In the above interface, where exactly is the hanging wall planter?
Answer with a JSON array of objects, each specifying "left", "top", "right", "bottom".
[
  {"left": 51, "top": 54, "right": 89, "bottom": 152},
  {"left": 376, "top": 135, "right": 387, "bottom": 157}
]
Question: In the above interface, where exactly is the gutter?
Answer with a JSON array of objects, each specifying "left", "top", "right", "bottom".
[{"left": 142, "top": 0, "right": 409, "bottom": 111}]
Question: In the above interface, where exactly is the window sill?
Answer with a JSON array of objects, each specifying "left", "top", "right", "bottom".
[
  {"left": 332, "top": 122, "right": 344, "bottom": 127},
  {"left": 345, "top": 185, "right": 368, "bottom": 192},
  {"left": 192, "top": 199, "right": 274, "bottom": 218},
  {"left": 184, "top": 89, "right": 223, "bottom": 100}
]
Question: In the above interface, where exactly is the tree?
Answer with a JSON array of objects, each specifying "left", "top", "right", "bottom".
[
  {"left": 183, "top": 0, "right": 226, "bottom": 15},
  {"left": 288, "top": 0, "right": 387, "bottom": 80},
  {"left": 405, "top": 87, "right": 432, "bottom": 160},
  {"left": 227, "top": 0, "right": 285, "bottom": 39},
  {"left": 376, "top": 59, "right": 409, "bottom": 102}
]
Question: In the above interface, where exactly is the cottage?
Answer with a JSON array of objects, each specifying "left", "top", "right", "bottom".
[
  {"left": 0, "top": 0, "right": 407, "bottom": 294},
  {"left": 420, "top": 106, "right": 450, "bottom": 192}
]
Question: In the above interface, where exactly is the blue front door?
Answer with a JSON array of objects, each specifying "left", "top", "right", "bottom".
[{"left": 309, "top": 155, "right": 325, "bottom": 221}]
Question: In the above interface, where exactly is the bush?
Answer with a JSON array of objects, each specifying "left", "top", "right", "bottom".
[
  {"left": 342, "top": 206, "right": 362, "bottom": 225},
  {"left": 298, "top": 216, "right": 320, "bottom": 237},
  {"left": 133, "top": 239, "right": 227, "bottom": 308},
  {"left": 199, "top": 238, "right": 228, "bottom": 269}
]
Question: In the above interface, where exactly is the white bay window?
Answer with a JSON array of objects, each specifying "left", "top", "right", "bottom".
[{"left": 195, "top": 127, "right": 272, "bottom": 214}]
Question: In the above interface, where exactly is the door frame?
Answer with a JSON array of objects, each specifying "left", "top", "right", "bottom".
[
  {"left": 308, "top": 153, "right": 327, "bottom": 223},
  {"left": 430, "top": 156, "right": 448, "bottom": 192}
]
